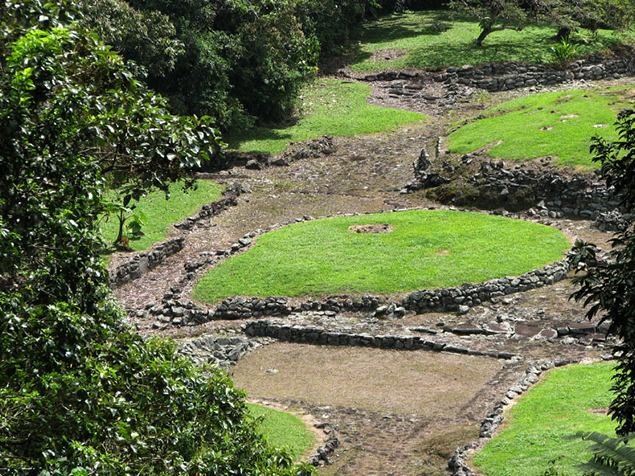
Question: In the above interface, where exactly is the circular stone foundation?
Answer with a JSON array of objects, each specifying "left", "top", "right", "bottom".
[{"left": 193, "top": 209, "right": 571, "bottom": 303}]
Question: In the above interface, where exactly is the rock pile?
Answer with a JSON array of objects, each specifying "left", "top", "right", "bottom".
[
  {"left": 177, "top": 333, "right": 257, "bottom": 369},
  {"left": 406, "top": 153, "right": 626, "bottom": 220}
]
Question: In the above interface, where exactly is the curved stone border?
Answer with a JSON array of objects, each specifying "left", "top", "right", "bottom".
[
  {"left": 109, "top": 188, "right": 240, "bottom": 288},
  {"left": 401, "top": 259, "right": 569, "bottom": 314},
  {"left": 119, "top": 205, "right": 573, "bottom": 330},
  {"left": 448, "top": 356, "right": 615, "bottom": 476},
  {"left": 139, "top": 206, "right": 572, "bottom": 329}
]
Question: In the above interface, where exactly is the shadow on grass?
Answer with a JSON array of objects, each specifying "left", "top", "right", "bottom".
[
  {"left": 405, "top": 31, "right": 622, "bottom": 69},
  {"left": 356, "top": 10, "right": 454, "bottom": 45},
  {"left": 226, "top": 125, "right": 295, "bottom": 153},
  {"left": 406, "top": 35, "right": 553, "bottom": 68}
]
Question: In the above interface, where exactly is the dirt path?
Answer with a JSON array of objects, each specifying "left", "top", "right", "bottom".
[{"left": 111, "top": 76, "right": 619, "bottom": 474}]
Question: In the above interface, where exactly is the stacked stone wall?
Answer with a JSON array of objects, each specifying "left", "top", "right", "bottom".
[{"left": 363, "top": 54, "right": 635, "bottom": 92}]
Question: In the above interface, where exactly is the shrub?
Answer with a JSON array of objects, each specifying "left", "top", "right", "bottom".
[
  {"left": 550, "top": 38, "right": 580, "bottom": 69},
  {"left": 0, "top": 2, "right": 313, "bottom": 473}
]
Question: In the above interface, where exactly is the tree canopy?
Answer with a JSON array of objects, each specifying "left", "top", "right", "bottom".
[
  {"left": 570, "top": 108, "right": 635, "bottom": 436},
  {"left": 74, "top": 0, "right": 401, "bottom": 131},
  {"left": 0, "top": 0, "right": 312, "bottom": 473}
]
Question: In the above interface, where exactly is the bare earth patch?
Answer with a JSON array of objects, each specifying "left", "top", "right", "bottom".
[
  {"left": 371, "top": 48, "right": 408, "bottom": 62},
  {"left": 348, "top": 223, "right": 393, "bottom": 234},
  {"left": 232, "top": 343, "right": 502, "bottom": 415},
  {"left": 231, "top": 343, "right": 506, "bottom": 474}
]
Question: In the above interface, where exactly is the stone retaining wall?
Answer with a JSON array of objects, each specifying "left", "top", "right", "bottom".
[
  {"left": 173, "top": 191, "right": 238, "bottom": 230},
  {"left": 144, "top": 253, "right": 569, "bottom": 329},
  {"left": 467, "top": 161, "right": 620, "bottom": 219},
  {"left": 109, "top": 190, "right": 239, "bottom": 288},
  {"left": 363, "top": 54, "right": 635, "bottom": 92},
  {"left": 137, "top": 207, "right": 573, "bottom": 329},
  {"left": 402, "top": 259, "right": 570, "bottom": 314},
  {"left": 243, "top": 319, "right": 519, "bottom": 360},
  {"left": 407, "top": 154, "right": 631, "bottom": 226},
  {"left": 109, "top": 237, "right": 185, "bottom": 288}
]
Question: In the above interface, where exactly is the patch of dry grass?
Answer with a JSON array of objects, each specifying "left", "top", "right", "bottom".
[{"left": 230, "top": 343, "right": 503, "bottom": 416}]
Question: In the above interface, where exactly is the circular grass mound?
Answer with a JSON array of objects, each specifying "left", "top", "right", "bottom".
[
  {"left": 193, "top": 210, "right": 570, "bottom": 304},
  {"left": 448, "top": 86, "right": 635, "bottom": 170}
]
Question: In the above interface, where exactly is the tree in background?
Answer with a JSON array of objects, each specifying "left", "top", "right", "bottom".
[
  {"left": 76, "top": 0, "right": 392, "bottom": 131},
  {"left": 76, "top": 0, "right": 184, "bottom": 78},
  {"left": 545, "top": 0, "right": 634, "bottom": 40},
  {"left": 448, "top": 0, "right": 539, "bottom": 45},
  {"left": 449, "top": 0, "right": 634, "bottom": 46},
  {"left": 0, "top": 0, "right": 312, "bottom": 473},
  {"left": 570, "top": 108, "right": 635, "bottom": 436}
]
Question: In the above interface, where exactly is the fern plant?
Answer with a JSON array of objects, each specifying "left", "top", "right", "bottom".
[
  {"left": 577, "top": 431, "right": 635, "bottom": 475},
  {"left": 550, "top": 38, "right": 579, "bottom": 69}
]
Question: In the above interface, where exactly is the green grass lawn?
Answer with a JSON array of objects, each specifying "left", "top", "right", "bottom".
[
  {"left": 193, "top": 210, "right": 570, "bottom": 303},
  {"left": 448, "top": 86, "right": 635, "bottom": 169},
  {"left": 474, "top": 362, "right": 621, "bottom": 476},
  {"left": 228, "top": 78, "right": 425, "bottom": 155},
  {"left": 347, "top": 10, "right": 627, "bottom": 73},
  {"left": 248, "top": 404, "right": 315, "bottom": 461},
  {"left": 100, "top": 180, "right": 222, "bottom": 252}
]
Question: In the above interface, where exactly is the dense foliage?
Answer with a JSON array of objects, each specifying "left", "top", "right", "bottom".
[
  {"left": 576, "top": 431, "right": 635, "bottom": 474},
  {"left": 0, "top": 0, "right": 312, "bottom": 473},
  {"left": 570, "top": 108, "right": 635, "bottom": 436},
  {"left": 77, "top": 0, "right": 410, "bottom": 131}
]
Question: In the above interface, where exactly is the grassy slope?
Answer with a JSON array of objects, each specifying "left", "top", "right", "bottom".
[
  {"left": 100, "top": 180, "right": 223, "bottom": 252},
  {"left": 474, "top": 363, "right": 620, "bottom": 476},
  {"left": 348, "top": 11, "right": 625, "bottom": 73},
  {"left": 228, "top": 78, "right": 425, "bottom": 155},
  {"left": 248, "top": 404, "right": 315, "bottom": 461},
  {"left": 448, "top": 87, "right": 635, "bottom": 169},
  {"left": 194, "top": 210, "right": 570, "bottom": 303}
]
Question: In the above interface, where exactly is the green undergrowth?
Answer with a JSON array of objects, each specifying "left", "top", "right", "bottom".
[
  {"left": 448, "top": 86, "right": 635, "bottom": 169},
  {"left": 193, "top": 210, "right": 570, "bottom": 303},
  {"left": 228, "top": 78, "right": 425, "bottom": 155},
  {"left": 347, "top": 10, "right": 628, "bottom": 73},
  {"left": 474, "top": 362, "right": 620, "bottom": 475},
  {"left": 248, "top": 404, "right": 315, "bottom": 461},
  {"left": 100, "top": 180, "right": 223, "bottom": 252}
]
